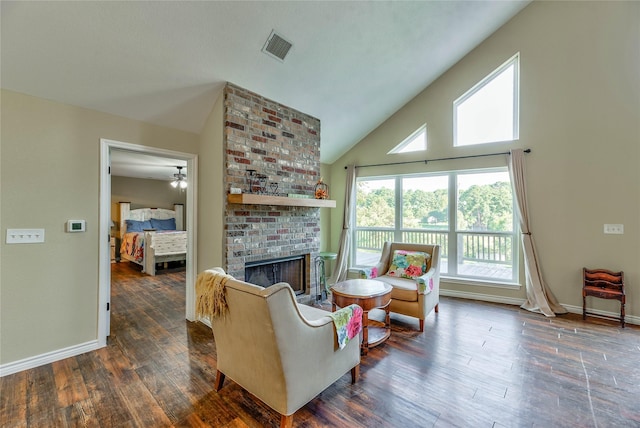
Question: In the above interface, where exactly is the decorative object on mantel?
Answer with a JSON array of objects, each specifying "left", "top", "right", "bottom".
[
  {"left": 246, "top": 169, "right": 258, "bottom": 193},
  {"left": 315, "top": 178, "right": 329, "bottom": 199},
  {"left": 246, "top": 169, "right": 279, "bottom": 195}
]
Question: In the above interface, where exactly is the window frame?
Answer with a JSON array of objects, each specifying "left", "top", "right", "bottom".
[
  {"left": 453, "top": 53, "right": 520, "bottom": 147},
  {"left": 352, "top": 168, "right": 519, "bottom": 285},
  {"left": 388, "top": 124, "right": 427, "bottom": 154}
]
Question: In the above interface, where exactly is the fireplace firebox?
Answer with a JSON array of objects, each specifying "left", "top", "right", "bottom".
[{"left": 244, "top": 255, "right": 306, "bottom": 295}]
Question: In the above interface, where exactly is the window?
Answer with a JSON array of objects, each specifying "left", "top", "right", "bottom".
[
  {"left": 354, "top": 178, "right": 395, "bottom": 266},
  {"left": 455, "top": 171, "right": 515, "bottom": 280},
  {"left": 388, "top": 124, "right": 427, "bottom": 154},
  {"left": 353, "top": 169, "right": 518, "bottom": 283},
  {"left": 454, "top": 53, "right": 519, "bottom": 147}
]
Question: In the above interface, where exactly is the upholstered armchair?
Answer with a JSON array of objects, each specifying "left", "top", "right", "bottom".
[
  {"left": 358, "top": 242, "right": 440, "bottom": 332},
  {"left": 196, "top": 268, "right": 361, "bottom": 428}
]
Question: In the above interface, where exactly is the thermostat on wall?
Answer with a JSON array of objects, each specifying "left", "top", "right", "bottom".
[{"left": 67, "top": 220, "right": 86, "bottom": 232}]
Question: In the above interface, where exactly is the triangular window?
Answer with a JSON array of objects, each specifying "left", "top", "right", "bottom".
[
  {"left": 454, "top": 53, "right": 519, "bottom": 146},
  {"left": 388, "top": 124, "right": 427, "bottom": 154}
]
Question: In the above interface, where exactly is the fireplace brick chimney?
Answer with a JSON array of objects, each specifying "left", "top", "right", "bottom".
[{"left": 223, "top": 83, "right": 323, "bottom": 296}]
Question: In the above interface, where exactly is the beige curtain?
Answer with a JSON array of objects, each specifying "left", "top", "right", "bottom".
[
  {"left": 508, "top": 149, "right": 566, "bottom": 316},
  {"left": 328, "top": 165, "right": 356, "bottom": 285}
]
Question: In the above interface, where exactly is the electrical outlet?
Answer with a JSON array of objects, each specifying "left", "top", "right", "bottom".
[
  {"left": 6, "top": 228, "right": 45, "bottom": 243},
  {"left": 604, "top": 224, "right": 624, "bottom": 234}
]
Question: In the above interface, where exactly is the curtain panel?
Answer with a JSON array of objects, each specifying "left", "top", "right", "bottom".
[
  {"left": 328, "top": 164, "right": 356, "bottom": 286},
  {"left": 508, "top": 149, "right": 566, "bottom": 317}
]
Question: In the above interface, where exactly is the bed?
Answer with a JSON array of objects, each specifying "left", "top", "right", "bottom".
[{"left": 119, "top": 202, "right": 187, "bottom": 276}]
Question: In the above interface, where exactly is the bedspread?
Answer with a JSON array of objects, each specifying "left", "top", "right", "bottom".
[{"left": 121, "top": 232, "right": 145, "bottom": 263}]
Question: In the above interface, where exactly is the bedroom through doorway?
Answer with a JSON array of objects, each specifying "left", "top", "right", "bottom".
[{"left": 98, "top": 139, "right": 197, "bottom": 345}]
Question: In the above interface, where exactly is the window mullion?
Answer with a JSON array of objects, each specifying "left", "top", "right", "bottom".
[
  {"left": 395, "top": 177, "right": 402, "bottom": 242},
  {"left": 448, "top": 172, "right": 457, "bottom": 276},
  {"left": 513, "top": 55, "right": 520, "bottom": 140}
]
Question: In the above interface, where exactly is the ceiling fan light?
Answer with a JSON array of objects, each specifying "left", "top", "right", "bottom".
[{"left": 170, "top": 166, "right": 187, "bottom": 189}]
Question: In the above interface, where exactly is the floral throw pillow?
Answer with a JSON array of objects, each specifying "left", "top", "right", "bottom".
[{"left": 388, "top": 250, "right": 430, "bottom": 279}]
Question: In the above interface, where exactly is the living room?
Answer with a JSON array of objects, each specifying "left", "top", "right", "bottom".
[{"left": 1, "top": 1, "right": 639, "bottom": 425}]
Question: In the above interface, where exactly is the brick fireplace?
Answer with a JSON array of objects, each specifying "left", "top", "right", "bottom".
[{"left": 223, "top": 83, "right": 323, "bottom": 297}]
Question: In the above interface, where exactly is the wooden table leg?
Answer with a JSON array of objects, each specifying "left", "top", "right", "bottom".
[
  {"left": 361, "top": 310, "right": 369, "bottom": 355},
  {"left": 385, "top": 305, "right": 390, "bottom": 332}
]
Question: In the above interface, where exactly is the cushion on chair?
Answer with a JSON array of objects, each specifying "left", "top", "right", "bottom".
[
  {"left": 376, "top": 275, "right": 419, "bottom": 302},
  {"left": 388, "top": 250, "right": 430, "bottom": 279}
]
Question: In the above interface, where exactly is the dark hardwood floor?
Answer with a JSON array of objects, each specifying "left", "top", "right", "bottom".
[{"left": 2, "top": 262, "right": 639, "bottom": 427}]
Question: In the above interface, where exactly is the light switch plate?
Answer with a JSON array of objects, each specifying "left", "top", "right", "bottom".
[
  {"left": 6, "top": 228, "right": 45, "bottom": 244},
  {"left": 604, "top": 224, "right": 624, "bottom": 234}
]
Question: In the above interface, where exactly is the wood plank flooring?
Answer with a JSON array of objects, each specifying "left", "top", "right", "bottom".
[{"left": 2, "top": 262, "right": 639, "bottom": 427}]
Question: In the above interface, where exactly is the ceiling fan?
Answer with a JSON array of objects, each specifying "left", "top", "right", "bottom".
[{"left": 170, "top": 166, "right": 187, "bottom": 189}]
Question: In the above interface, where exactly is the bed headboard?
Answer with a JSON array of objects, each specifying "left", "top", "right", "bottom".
[{"left": 119, "top": 202, "right": 184, "bottom": 238}]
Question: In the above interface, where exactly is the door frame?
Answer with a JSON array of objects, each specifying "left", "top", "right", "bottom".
[{"left": 98, "top": 138, "right": 198, "bottom": 346}]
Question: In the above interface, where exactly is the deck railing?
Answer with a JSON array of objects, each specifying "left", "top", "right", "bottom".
[
  {"left": 457, "top": 232, "right": 512, "bottom": 265},
  {"left": 355, "top": 229, "right": 512, "bottom": 266}
]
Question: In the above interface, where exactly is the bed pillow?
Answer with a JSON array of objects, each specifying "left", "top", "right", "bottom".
[
  {"left": 125, "top": 219, "right": 152, "bottom": 232},
  {"left": 150, "top": 218, "right": 176, "bottom": 231},
  {"left": 387, "top": 250, "right": 430, "bottom": 279}
]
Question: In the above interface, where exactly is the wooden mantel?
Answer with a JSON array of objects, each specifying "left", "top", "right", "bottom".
[{"left": 227, "top": 193, "right": 336, "bottom": 208}]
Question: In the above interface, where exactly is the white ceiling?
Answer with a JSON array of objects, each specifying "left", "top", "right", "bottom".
[
  {"left": 110, "top": 150, "right": 187, "bottom": 181},
  {"left": 1, "top": 0, "right": 530, "bottom": 177}
]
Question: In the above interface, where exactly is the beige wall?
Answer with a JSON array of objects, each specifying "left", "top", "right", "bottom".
[
  {"left": 0, "top": 90, "right": 198, "bottom": 364},
  {"left": 327, "top": 1, "right": 640, "bottom": 318},
  {"left": 318, "top": 163, "right": 333, "bottom": 252},
  {"left": 196, "top": 92, "right": 225, "bottom": 271}
]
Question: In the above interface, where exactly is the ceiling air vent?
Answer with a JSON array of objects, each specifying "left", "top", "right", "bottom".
[{"left": 262, "top": 30, "right": 293, "bottom": 62}]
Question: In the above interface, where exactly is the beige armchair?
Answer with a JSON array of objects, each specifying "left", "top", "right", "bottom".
[
  {"left": 198, "top": 268, "right": 361, "bottom": 428},
  {"left": 359, "top": 242, "right": 440, "bottom": 331}
]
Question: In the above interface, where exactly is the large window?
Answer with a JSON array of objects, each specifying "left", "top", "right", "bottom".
[
  {"left": 454, "top": 53, "right": 519, "bottom": 147},
  {"left": 353, "top": 169, "right": 518, "bottom": 283}
]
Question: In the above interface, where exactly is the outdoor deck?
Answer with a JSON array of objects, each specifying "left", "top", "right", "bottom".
[{"left": 356, "top": 250, "right": 513, "bottom": 282}]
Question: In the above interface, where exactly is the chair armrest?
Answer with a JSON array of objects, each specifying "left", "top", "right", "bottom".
[
  {"left": 298, "top": 304, "right": 362, "bottom": 349},
  {"left": 358, "top": 267, "right": 377, "bottom": 279},
  {"left": 416, "top": 267, "right": 437, "bottom": 294},
  {"left": 358, "top": 260, "right": 385, "bottom": 279},
  {"left": 328, "top": 304, "right": 363, "bottom": 349}
]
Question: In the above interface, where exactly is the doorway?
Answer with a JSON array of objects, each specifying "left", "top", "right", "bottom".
[{"left": 98, "top": 139, "right": 198, "bottom": 346}]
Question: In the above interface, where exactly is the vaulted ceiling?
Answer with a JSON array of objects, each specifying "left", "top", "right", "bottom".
[{"left": 2, "top": 0, "right": 530, "bottom": 176}]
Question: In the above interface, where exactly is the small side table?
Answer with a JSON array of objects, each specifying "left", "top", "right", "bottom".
[
  {"left": 315, "top": 252, "right": 337, "bottom": 302},
  {"left": 331, "top": 279, "right": 392, "bottom": 356}
]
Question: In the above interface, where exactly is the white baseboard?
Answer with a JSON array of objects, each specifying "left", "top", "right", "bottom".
[
  {"left": 440, "top": 289, "right": 526, "bottom": 306},
  {"left": 441, "top": 290, "right": 638, "bottom": 326},
  {"left": 561, "top": 303, "right": 639, "bottom": 326},
  {"left": 198, "top": 317, "right": 212, "bottom": 328},
  {"left": 0, "top": 340, "right": 102, "bottom": 377}
]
